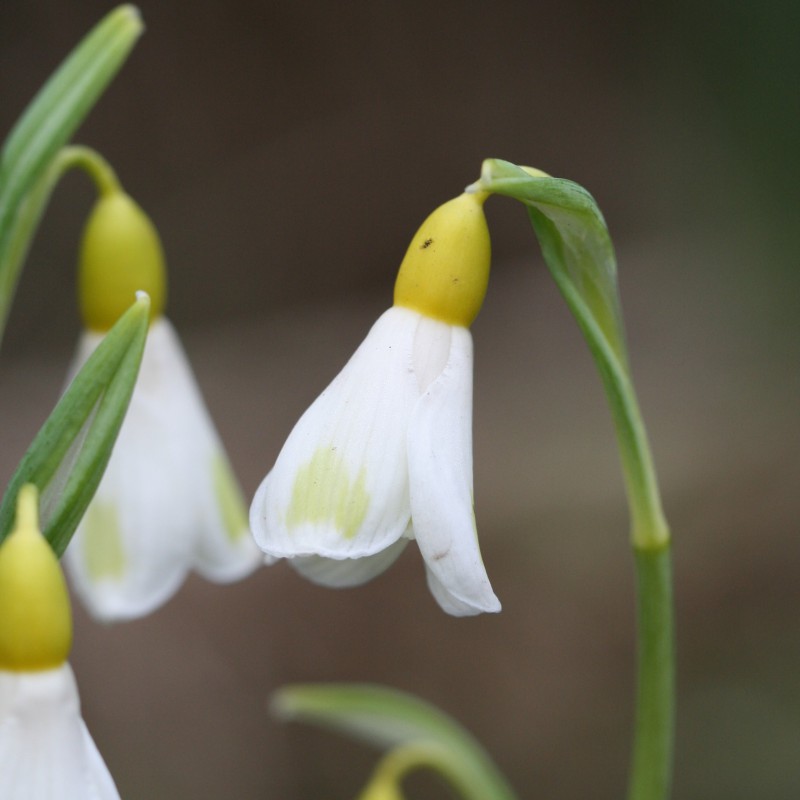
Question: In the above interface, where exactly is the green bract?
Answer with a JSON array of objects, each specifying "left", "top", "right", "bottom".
[
  {"left": 273, "top": 684, "right": 518, "bottom": 800},
  {"left": 0, "top": 293, "right": 149, "bottom": 556},
  {"left": 472, "top": 158, "right": 668, "bottom": 551}
]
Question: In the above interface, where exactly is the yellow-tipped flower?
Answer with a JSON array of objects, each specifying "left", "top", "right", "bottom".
[
  {"left": 251, "top": 193, "right": 499, "bottom": 616},
  {"left": 65, "top": 189, "right": 261, "bottom": 622},
  {"left": 0, "top": 486, "right": 121, "bottom": 799}
]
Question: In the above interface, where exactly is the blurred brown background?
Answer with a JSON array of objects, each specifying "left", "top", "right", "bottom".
[{"left": 1, "top": 1, "right": 799, "bottom": 798}]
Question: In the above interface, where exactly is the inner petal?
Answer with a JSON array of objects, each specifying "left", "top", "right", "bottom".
[{"left": 412, "top": 315, "right": 452, "bottom": 393}]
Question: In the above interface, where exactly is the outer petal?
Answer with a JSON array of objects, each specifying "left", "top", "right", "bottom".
[
  {"left": 64, "top": 319, "right": 260, "bottom": 621},
  {"left": 250, "top": 307, "right": 421, "bottom": 561},
  {"left": 147, "top": 323, "right": 262, "bottom": 582},
  {"left": 0, "top": 665, "right": 120, "bottom": 799},
  {"left": 407, "top": 325, "right": 500, "bottom": 616}
]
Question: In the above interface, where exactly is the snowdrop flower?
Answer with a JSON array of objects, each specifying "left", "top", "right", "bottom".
[
  {"left": 64, "top": 189, "right": 261, "bottom": 621},
  {"left": 0, "top": 486, "right": 121, "bottom": 799},
  {"left": 251, "top": 192, "right": 500, "bottom": 616}
]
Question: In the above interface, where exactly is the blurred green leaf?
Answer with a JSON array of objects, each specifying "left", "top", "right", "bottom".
[
  {"left": 0, "top": 148, "right": 93, "bottom": 350},
  {"left": 474, "top": 158, "right": 668, "bottom": 548},
  {"left": 0, "top": 293, "right": 149, "bottom": 556},
  {"left": 273, "top": 683, "right": 517, "bottom": 800},
  {"left": 0, "top": 5, "right": 143, "bottom": 345}
]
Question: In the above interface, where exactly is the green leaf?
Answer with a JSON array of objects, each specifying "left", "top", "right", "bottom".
[
  {"left": 473, "top": 158, "right": 668, "bottom": 548},
  {"left": 273, "top": 684, "right": 518, "bottom": 800},
  {"left": 0, "top": 293, "right": 149, "bottom": 556},
  {"left": 0, "top": 5, "right": 143, "bottom": 345}
]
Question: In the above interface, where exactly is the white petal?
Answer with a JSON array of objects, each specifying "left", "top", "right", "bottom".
[
  {"left": 190, "top": 449, "right": 265, "bottom": 582},
  {"left": 140, "top": 322, "right": 262, "bottom": 582},
  {"left": 251, "top": 307, "right": 421, "bottom": 561},
  {"left": 290, "top": 535, "right": 410, "bottom": 587},
  {"left": 407, "top": 325, "right": 500, "bottom": 616},
  {"left": 64, "top": 319, "right": 260, "bottom": 622},
  {"left": 0, "top": 665, "right": 120, "bottom": 800}
]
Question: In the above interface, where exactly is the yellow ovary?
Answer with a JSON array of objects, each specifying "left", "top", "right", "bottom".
[
  {"left": 79, "top": 191, "right": 167, "bottom": 331},
  {"left": 0, "top": 486, "right": 72, "bottom": 670},
  {"left": 393, "top": 192, "right": 491, "bottom": 328}
]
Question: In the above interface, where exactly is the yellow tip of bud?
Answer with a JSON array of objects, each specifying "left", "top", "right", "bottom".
[
  {"left": 79, "top": 191, "right": 167, "bottom": 332},
  {"left": 393, "top": 192, "right": 491, "bottom": 328},
  {"left": 0, "top": 486, "right": 72, "bottom": 671}
]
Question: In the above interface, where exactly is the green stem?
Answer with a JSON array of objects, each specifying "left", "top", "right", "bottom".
[
  {"left": 0, "top": 145, "right": 120, "bottom": 347},
  {"left": 555, "top": 252, "right": 675, "bottom": 800},
  {"left": 59, "top": 145, "right": 120, "bottom": 195},
  {"left": 628, "top": 544, "right": 675, "bottom": 800}
]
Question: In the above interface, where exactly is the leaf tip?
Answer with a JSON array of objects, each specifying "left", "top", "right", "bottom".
[
  {"left": 114, "top": 4, "right": 145, "bottom": 36},
  {"left": 270, "top": 686, "right": 301, "bottom": 721}
]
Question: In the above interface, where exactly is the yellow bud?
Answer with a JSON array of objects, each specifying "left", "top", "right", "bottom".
[
  {"left": 0, "top": 486, "right": 72, "bottom": 670},
  {"left": 79, "top": 191, "right": 167, "bottom": 331},
  {"left": 393, "top": 192, "right": 491, "bottom": 327}
]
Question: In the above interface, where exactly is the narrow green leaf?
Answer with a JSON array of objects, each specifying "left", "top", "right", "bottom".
[
  {"left": 0, "top": 5, "right": 141, "bottom": 211},
  {"left": 0, "top": 293, "right": 149, "bottom": 556},
  {"left": 0, "top": 5, "right": 143, "bottom": 344},
  {"left": 273, "top": 684, "right": 518, "bottom": 800},
  {"left": 473, "top": 158, "right": 668, "bottom": 549}
]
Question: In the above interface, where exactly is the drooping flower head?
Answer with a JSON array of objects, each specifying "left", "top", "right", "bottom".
[
  {"left": 64, "top": 186, "right": 262, "bottom": 622},
  {"left": 0, "top": 485, "right": 121, "bottom": 799},
  {"left": 251, "top": 191, "right": 500, "bottom": 616}
]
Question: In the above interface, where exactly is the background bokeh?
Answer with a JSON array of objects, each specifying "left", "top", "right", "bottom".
[{"left": 1, "top": 1, "right": 798, "bottom": 798}]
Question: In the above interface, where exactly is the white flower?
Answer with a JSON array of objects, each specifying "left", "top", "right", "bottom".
[
  {"left": 250, "top": 192, "right": 500, "bottom": 616},
  {"left": 64, "top": 318, "right": 262, "bottom": 621},
  {"left": 0, "top": 665, "right": 120, "bottom": 800},
  {"left": 0, "top": 485, "right": 120, "bottom": 799}
]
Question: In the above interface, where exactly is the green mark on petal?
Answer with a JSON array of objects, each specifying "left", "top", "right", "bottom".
[
  {"left": 287, "top": 446, "right": 370, "bottom": 540},
  {"left": 83, "top": 502, "right": 125, "bottom": 580},
  {"left": 212, "top": 453, "right": 249, "bottom": 542}
]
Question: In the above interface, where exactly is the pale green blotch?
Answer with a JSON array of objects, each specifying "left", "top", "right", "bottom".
[
  {"left": 83, "top": 502, "right": 126, "bottom": 580},
  {"left": 211, "top": 453, "right": 249, "bottom": 542},
  {"left": 286, "top": 446, "right": 370, "bottom": 540}
]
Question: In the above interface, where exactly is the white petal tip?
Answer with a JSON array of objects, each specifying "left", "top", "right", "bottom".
[
  {"left": 424, "top": 567, "right": 501, "bottom": 617},
  {"left": 438, "top": 594, "right": 502, "bottom": 617}
]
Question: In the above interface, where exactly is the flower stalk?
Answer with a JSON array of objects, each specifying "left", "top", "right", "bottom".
[{"left": 628, "top": 544, "right": 674, "bottom": 800}]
